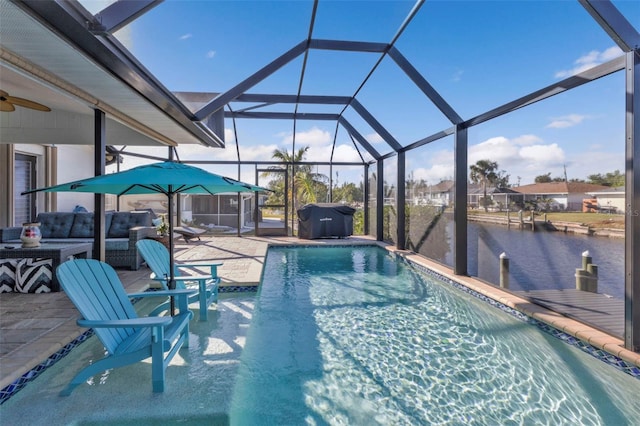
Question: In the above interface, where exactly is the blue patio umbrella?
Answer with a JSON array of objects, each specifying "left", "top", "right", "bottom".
[{"left": 25, "top": 161, "right": 269, "bottom": 311}]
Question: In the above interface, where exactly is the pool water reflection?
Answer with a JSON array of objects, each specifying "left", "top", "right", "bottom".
[{"left": 230, "top": 246, "right": 639, "bottom": 425}]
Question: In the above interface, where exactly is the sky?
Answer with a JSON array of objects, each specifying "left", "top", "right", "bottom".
[{"left": 83, "top": 0, "right": 640, "bottom": 188}]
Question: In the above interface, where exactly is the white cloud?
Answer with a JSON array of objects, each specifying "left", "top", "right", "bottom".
[
  {"left": 410, "top": 164, "right": 454, "bottom": 184},
  {"left": 307, "top": 143, "right": 363, "bottom": 163},
  {"left": 512, "top": 134, "right": 543, "bottom": 146},
  {"left": 519, "top": 143, "right": 565, "bottom": 168},
  {"left": 180, "top": 33, "right": 193, "bottom": 41},
  {"left": 469, "top": 137, "right": 519, "bottom": 165},
  {"left": 224, "top": 128, "right": 236, "bottom": 143},
  {"left": 405, "top": 149, "right": 455, "bottom": 184},
  {"left": 206, "top": 50, "right": 216, "bottom": 59},
  {"left": 280, "top": 126, "right": 332, "bottom": 147},
  {"left": 332, "top": 144, "right": 363, "bottom": 162},
  {"left": 546, "top": 114, "right": 588, "bottom": 129},
  {"left": 239, "top": 144, "right": 279, "bottom": 161},
  {"left": 113, "top": 27, "right": 133, "bottom": 51},
  {"left": 554, "top": 46, "right": 623, "bottom": 78},
  {"left": 366, "top": 133, "right": 384, "bottom": 144},
  {"left": 468, "top": 136, "right": 566, "bottom": 184},
  {"left": 600, "top": 45, "right": 625, "bottom": 61},
  {"left": 566, "top": 148, "right": 623, "bottom": 181}
]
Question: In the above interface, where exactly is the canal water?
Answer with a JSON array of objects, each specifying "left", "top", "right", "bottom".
[
  {"left": 415, "top": 217, "right": 626, "bottom": 299},
  {"left": 465, "top": 222, "right": 625, "bottom": 299}
]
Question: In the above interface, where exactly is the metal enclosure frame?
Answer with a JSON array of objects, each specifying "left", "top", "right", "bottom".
[{"left": 2, "top": 0, "right": 639, "bottom": 351}]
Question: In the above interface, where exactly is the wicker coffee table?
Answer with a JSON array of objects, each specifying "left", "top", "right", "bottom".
[{"left": 0, "top": 242, "right": 92, "bottom": 292}]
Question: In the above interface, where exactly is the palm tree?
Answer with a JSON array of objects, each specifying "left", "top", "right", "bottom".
[
  {"left": 261, "top": 146, "right": 327, "bottom": 219},
  {"left": 470, "top": 159, "right": 498, "bottom": 212}
]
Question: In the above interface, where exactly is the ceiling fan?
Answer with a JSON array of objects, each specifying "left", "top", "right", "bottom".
[{"left": 0, "top": 90, "right": 51, "bottom": 112}]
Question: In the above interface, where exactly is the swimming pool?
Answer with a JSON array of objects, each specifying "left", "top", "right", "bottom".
[
  {"left": 230, "top": 246, "right": 640, "bottom": 425},
  {"left": 1, "top": 245, "right": 639, "bottom": 425}
]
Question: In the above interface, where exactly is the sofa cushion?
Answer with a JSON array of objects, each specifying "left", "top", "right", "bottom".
[
  {"left": 105, "top": 239, "right": 130, "bottom": 251},
  {"left": 107, "top": 212, "right": 151, "bottom": 238},
  {"left": 69, "top": 213, "right": 95, "bottom": 238},
  {"left": 68, "top": 213, "right": 113, "bottom": 238},
  {"left": 43, "top": 238, "right": 94, "bottom": 244},
  {"left": 36, "top": 212, "right": 75, "bottom": 238},
  {"left": 128, "top": 211, "right": 152, "bottom": 227},
  {"left": 133, "top": 208, "right": 158, "bottom": 219}
]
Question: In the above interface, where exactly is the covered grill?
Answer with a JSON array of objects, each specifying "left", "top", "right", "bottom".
[{"left": 297, "top": 203, "right": 356, "bottom": 239}]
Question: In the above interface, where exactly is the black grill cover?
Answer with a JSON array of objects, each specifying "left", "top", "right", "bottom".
[{"left": 297, "top": 203, "right": 356, "bottom": 239}]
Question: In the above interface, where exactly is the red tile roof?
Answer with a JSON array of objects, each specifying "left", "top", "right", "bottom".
[{"left": 513, "top": 182, "right": 610, "bottom": 195}]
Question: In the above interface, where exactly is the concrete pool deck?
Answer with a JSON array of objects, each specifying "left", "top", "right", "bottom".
[{"left": 1, "top": 235, "right": 639, "bottom": 396}]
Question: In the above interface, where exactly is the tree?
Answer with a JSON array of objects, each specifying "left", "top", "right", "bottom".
[
  {"left": 535, "top": 173, "right": 553, "bottom": 183},
  {"left": 261, "top": 146, "right": 328, "bottom": 219},
  {"left": 587, "top": 170, "right": 624, "bottom": 187},
  {"left": 494, "top": 171, "right": 511, "bottom": 190},
  {"left": 469, "top": 160, "right": 499, "bottom": 212},
  {"left": 333, "top": 182, "right": 363, "bottom": 204},
  {"left": 535, "top": 172, "right": 570, "bottom": 183},
  {"left": 536, "top": 197, "right": 555, "bottom": 212}
]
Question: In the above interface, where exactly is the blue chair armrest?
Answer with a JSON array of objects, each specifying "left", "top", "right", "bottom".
[
  {"left": 177, "top": 262, "right": 223, "bottom": 277},
  {"left": 129, "top": 289, "right": 196, "bottom": 317},
  {"left": 128, "top": 289, "right": 196, "bottom": 298},
  {"left": 173, "top": 275, "right": 215, "bottom": 282},
  {"left": 129, "top": 226, "right": 158, "bottom": 241},
  {"left": 178, "top": 262, "right": 223, "bottom": 268},
  {"left": 77, "top": 317, "right": 171, "bottom": 328}
]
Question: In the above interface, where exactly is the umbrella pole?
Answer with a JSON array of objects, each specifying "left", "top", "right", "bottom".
[{"left": 168, "top": 190, "right": 176, "bottom": 316}]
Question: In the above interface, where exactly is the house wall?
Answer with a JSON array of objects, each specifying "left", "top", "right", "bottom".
[
  {"left": 0, "top": 143, "right": 99, "bottom": 226},
  {"left": 521, "top": 194, "right": 570, "bottom": 210},
  {"left": 13, "top": 144, "right": 95, "bottom": 214},
  {"left": 4, "top": 145, "right": 56, "bottom": 224},
  {"left": 54, "top": 145, "right": 95, "bottom": 212},
  {"left": 567, "top": 193, "right": 587, "bottom": 211},
  {"left": 595, "top": 194, "right": 626, "bottom": 213}
]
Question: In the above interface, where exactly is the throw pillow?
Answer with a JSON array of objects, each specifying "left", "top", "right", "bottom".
[
  {"left": 0, "top": 259, "right": 18, "bottom": 293},
  {"left": 16, "top": 258, "right": 53, "bottom": 293}
]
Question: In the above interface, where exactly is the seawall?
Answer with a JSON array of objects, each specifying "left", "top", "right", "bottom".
[{"left": 467, "top": 214, "right": 624, "bottom": 239}]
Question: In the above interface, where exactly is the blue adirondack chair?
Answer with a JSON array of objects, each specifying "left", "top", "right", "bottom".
[
  {"left": 136, "top": 239, "right": 222, "bottom": 321},
  {"left": 56, "top": 259, "right": 195, "bottom": 396}
]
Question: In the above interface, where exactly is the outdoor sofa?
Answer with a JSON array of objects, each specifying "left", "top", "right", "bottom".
[{"left": 0, "top": 211, "right": 156, "bottom": 270}]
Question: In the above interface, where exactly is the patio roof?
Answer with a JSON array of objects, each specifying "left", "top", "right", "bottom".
[{"left": 0, "top": 0, "right": 223, "bottom": 148}]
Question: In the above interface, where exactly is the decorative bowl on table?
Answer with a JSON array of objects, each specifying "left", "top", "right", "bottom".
[{"left": 20, "top": 222, "right": 42, "bottom": 248}]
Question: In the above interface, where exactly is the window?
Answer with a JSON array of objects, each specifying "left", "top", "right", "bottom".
[{"left": 14, "top": 153, "right": 36, "bottom": 224}]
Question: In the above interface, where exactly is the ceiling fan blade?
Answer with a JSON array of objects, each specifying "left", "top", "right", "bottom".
[
  {"left": 0, "top": 90, "right": 8, "bottom": 98},
  {"left": 0, "top": 100, "right": 15, "bottom": 112},
  {"left": 6, "top": 95, "right": 51, "bottom": 112}
]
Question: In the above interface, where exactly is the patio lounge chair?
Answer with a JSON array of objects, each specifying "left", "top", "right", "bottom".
[
  {"left": 136, "top": 239, "right": 222, "bottom": 321},
  {"left": 56, "top": 259, "right": 195, "bottom": 396},
  {"left": 173, "top": 226, "right": 207, "bottom": 242}
]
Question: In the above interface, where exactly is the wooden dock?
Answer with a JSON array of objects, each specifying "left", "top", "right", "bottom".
[{"left": 517, "top": 289, "right": 624, "bottom": 337}]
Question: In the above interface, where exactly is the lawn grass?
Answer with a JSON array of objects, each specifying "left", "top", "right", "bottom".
[{"left": 468, "top": 210, "right": 625, "bottom": 229}]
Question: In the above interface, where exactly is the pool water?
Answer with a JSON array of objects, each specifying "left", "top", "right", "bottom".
[
  {"left": 2, "top": 245, "right": 639, "bottom": 425},
  {"left": 230, "top": 246, "right": 640, "bottom": 425}
]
